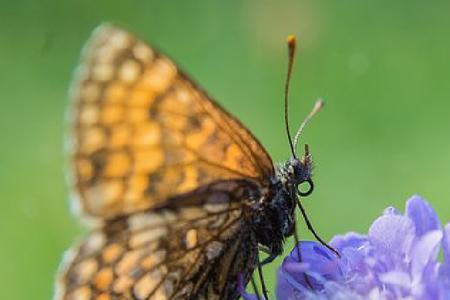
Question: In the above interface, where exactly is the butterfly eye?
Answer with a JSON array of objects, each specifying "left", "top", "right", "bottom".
[{"left": 298, "top": 178, "right": 314, "bottom": 197}]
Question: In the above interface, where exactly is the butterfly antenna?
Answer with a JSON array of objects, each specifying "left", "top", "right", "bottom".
[
  {"left": 284, "top": 35, "right": 297, "bottom": 159},
  {"left": 293, "top": 99, "right": 324, "bottom": 154}
]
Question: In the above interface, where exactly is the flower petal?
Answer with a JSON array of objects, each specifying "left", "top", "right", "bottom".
[
  {"left": 368, "top": 214, "right": 415, "bottom": 256},
  {"left": 276, "top": 267, "right": 310, "bottom": 299},
  {"left": 278, "top": 242, "right": 342, "bottom": 293},
  {"left": 379, "top": 270, "right": 411, "bottom": 288},
  {"left": 442, "top": 223, "right": 450, "bottom": 271},
  {"left": 275, "top": 195, "right": 450, "bottom": 299},
  {"left": 440, "top": 223, "right": 450, "bottom": 290},
  {"left": 411, "top": 230, "right": 442, "bottom": 284},
  {"left": 330, "top": 232, "right": 368, "bottom": 251},
  {"left": 405, "top": 195, "right": 441, "bottom": 237}
]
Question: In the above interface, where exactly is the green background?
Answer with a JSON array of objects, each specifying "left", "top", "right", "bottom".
[{"left": 1, "top": 1, "right": 450, "bottom": 299}]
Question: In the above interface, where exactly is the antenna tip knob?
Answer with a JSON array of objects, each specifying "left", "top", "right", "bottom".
[
  {"left": 315, "top": 99, "right": 325, "bottom": 109},
  {"left": 287, "top": 35, "right": 297, "bottom": 48}
]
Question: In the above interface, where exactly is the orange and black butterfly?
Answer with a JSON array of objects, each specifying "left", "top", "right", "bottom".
[{"left": 55, "top": 24, "right": 334, "bottom": 300}]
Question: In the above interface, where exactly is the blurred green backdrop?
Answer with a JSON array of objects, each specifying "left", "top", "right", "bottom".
[{"left": 1, "top": 0, "right": 450, "bottom": 299}]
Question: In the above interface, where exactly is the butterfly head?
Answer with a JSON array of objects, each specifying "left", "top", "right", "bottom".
[{"left": 286, "top": 144, "right": 314, "bottom": 197}]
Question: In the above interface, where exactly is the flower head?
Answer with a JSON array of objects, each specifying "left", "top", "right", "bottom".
[{"left": 277, "top": 195, "right": 450, "bottom": 300}]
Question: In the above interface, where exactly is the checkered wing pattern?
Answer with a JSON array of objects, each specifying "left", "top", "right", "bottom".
[
  {"left": 57, "top": 24, "right": 277, "bottom": 300},
  {"left": 55, "top": 180, "right": 259, "bottom": 300},
  {"left": 69, "top": 24, "right": 274, "bottom": 220}
]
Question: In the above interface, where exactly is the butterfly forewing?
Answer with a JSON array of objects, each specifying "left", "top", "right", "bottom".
[
  {"left": 58, "top": 24, "right": 277, "bottom": 300},
  {"left": 69, "top": 24, "right": 274, "bottom": 220},
  {"left": 55, "top": 180, "right": 259, "bottom": 300}
]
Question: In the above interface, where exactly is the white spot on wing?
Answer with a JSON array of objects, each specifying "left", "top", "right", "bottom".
[
  {"left": 133, "top": 43, "right": 154, "bottom": 62},
  {"left": 128, "top": 212, "right": 166, "bottom": 230},
  {"left": 92, "top": 64, "right": 114, "bottom": 81},
  {"left": 129, "top": 227, "right": 168, "bottom": 248},
  {"left": 120, "top": 60, "right": 140, "bottom": 83},
  {"left": 206, "top": 241, "right": 224, "bottom": 260},
  {"left": 109, "top": 30, "right": 130, "bottom": 50},
  {"left": 83, "top": 231, "right": 106, "bottom": 255}
]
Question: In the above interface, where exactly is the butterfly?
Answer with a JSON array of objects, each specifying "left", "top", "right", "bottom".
[{"left": 54, "top": 24, "right": 335, "bottom": 300}]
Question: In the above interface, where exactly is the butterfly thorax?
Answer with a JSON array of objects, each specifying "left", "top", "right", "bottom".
[{"left": 250, "top": 156, "right": 313, "bottom": 258}]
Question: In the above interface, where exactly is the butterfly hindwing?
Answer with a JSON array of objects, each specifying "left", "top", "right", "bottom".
[
  {"left": 55, "top": 180, "right": 259, "bottom": 300},
  {"left": 69, "top": 24, "right": 274, "bottom": 220},
  {"left": 59, "top": 24, "right": 278, "bottom": 300}
]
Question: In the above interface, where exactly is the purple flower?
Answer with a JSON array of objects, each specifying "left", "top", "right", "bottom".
[{"left": 276, "top": 195, "right": 450, "bottom": 300}]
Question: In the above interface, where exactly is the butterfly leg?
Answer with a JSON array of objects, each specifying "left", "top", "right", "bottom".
[
  {"left": 259, "top": 252, "right": 277, "bottom": 266},
  {"left": 257, "top": 252, "right": 270, "bottom": 300},
  {"left": 296, "top": 199, "right": 340, "bottom": 257},
  {"left": 259, "top": 243, "right": 281, "bottom": 265},
  {"left": 250, "top": 274, "right": 262, "bottom": 300}
]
